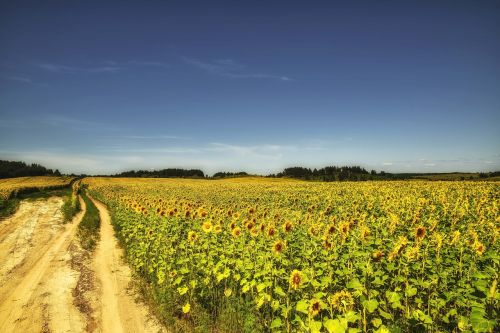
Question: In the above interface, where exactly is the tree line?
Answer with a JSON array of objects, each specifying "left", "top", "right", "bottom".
[{"left": 0, "top": 160, "right": 61, "bottom": 179}]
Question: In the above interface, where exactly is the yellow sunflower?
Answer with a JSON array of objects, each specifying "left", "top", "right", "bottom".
[
  {"left": 289, "top": 270, "right": 303, "bottom": 290},
  {"left": 309, "top": 298, "right": 322, "bottom": 317},
  {"left": 202, "top": 220, "right": 213, "bottom": 233}
]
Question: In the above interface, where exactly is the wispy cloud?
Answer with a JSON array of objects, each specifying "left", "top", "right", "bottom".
[
  {"left": 35, "top": 60, "right": 170, "bottom": 75},
  {"left": 119, "top": 135, "right": 183, "bottom": 140},
  {"left": 125, "top": 61, "right": 170, "bottom": 69},
  {"left": 5, "top": 75, "right": 32, "bottom": 83},
  {"left": 37, "top": 63, "right": 121, "bottom": 74},
  {"left": 182, "top": 57, "right": 292, "bottom": 81}
]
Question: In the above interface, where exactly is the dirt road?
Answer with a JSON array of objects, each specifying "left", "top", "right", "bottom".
[
  {"left": 0, "top": 195, "right": 166, "bottom": 333},
  {"left": 90, "top": 196, "right": 164, "bottom": 333},
  {"left": 0, "top": 196, "right": 86, "bottom": 333}
]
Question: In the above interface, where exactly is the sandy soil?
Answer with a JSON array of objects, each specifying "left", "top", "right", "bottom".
[
  {"left": 0, "top": 195, "right": 166, "bottom": 333},
  {"left": 90, "top": 196, "right": 165, "bottom": 333},
  {"left": 0, "top": 196, "right": 86, "bottom": 333}
]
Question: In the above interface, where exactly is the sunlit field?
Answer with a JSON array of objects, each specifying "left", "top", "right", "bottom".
[
  {"left": 84, "top": 177, "right": 499, "bottom": 332},
  {"left": 0, "top": 176, "right": 74, "bottom": 200}
]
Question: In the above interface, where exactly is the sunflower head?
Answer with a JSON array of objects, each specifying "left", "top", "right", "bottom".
[
  {"left": 372, "top": 250, "right": 384, "bottom": 262},
  {"left": 326, "top": 224, "right": 336, "bottom": 235},
  {"left": 267, "top": 226, "right": 276, "bottom": 237},
  {"left": 250, "top": 227, "right": 259, "bottom": 237},
  {"left": 329, "top": 290, "right": 354, "bottom": 313},
  {"left": 187, "top": 231, "right": 198, "bottom": 243},
  {"left": 309, "top": 298, "right": 322, "bottom": 317},
  {"left": 340, "top": 222, "right": 350, "bottom": 235},
  {"left": 202, "top": 221, "right": 213, "bottom": 233},
  {"left": 283, "top": 221, "right": 293, "bottom": 233},
  {"left": 289, "top": 270, "right": 303, "bottom": 290},
  {"left": 273, "top": 240, "right": 285, "bottom": 254},
  {"left": 213, "top": 224, "right": 222, "bottom": 233},
  {"left": 475, "top": 241, "right": 486, "bottom": 256},
  {"left": 415, "top": 226, "right": 426, "bottom": 240},
  {"left": 232, "top": 227, "right": 241, "bottom": 238}
]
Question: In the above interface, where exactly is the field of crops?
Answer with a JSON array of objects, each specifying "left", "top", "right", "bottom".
[
  {"left": 0, "top": 176, "right": 74, "bottom": 200},
  {"left": 84, "top": 177, "right": 499, "bottom": 332}
]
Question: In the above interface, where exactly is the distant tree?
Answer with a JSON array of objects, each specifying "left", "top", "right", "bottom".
[{"left": 0, "top": 160, "right": 56, "bottom": 179}]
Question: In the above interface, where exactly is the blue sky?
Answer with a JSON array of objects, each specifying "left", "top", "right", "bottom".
[{"left": 1, "top": 1, "right": 499, "bottom": 175}]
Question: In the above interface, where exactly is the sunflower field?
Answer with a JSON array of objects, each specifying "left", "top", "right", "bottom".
[
  {"left": 83, "top": 177, "right": 499, "bottom": 332},
  {"left": 0, "top": 176, "right": 74, "bottom": 200}
]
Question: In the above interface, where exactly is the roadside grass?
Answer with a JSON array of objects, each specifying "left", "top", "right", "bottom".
[
  {"left": 0, "top": 187, "right": 77, "bottom": 220},
  {"left": 62, "top": 188, "right": 81, "bottom": 223},
  {"left": 78, "top": 191, "right": 100, "bottom": 251},
  {"left": 0, "top": 198, "right": 21, "bottom": 219}
]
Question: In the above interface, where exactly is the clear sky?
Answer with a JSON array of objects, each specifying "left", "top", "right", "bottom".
[{"left": 1, "top": 1, "right": 499, "bottom": 175}]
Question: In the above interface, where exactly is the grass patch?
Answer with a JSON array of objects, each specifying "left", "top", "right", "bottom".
[
  {"left": 0, "top": 197, "right": 21, "bottom": 219},
  {"left": 78, "top": 191, "right": 100, "bottom": 251},
  {"left": 0, "top": 187, "right": 75, "bottom": 220},
  {"left": 62, "top": 189, "right": 81, "bottom": 223}
]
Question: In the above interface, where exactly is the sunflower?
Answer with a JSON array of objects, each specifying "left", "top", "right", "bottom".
[
  {"left": 213, "top": 224, "right": 222, "bottom": 233},
  {"left": 450, "top": 230, "right": 461, "bottom": 245},
  {"left": 232, "top": 227, "right": 241, "bottom": 238},
  {"left": 326, "top": 224, "right": 336, "bottom": 235},
  {"left": 329, "top": 290, "right": 354, "bottom": 313},
  {"left": 474, "top": 241, "right": 486, "bottom": 255},
  {"left": 309, "top": 298, "right": 322, "bottom": 317},
  {"left": 308, "top": 224, "right": 320, "bottom": 236},
  {"left": 415, "top": 226, "right": 426, "bottom": 241},
  {"left": 246, "top": 227, "right": 256, "bottom": 237},
  {"left": 202, "top": 221, "right": 213, "bottom": 233},
  {"left": 187, "top": 231, "right": 198, "bottom": 243},
  {"left": 272, "top": 240, "right": 285, "bottom": 254},
  {"left": 360, "top": 226, "right": 370, "bottom": 241},
  {"left": 433, "top": 232, "right": 444, "bottom": 250},
  {"left": 324, "top": 238, "right": 333, "bottom": 250},
  {"left": 267, "top": 226, "right": 276, "bottom": 237},
  {"left": 340, "top": 222, "right": 350, "bottom": 236},
  {"left": 289, "top": 270, "right": 303, "bottom": 290},
  {"left": 372, "top": 249, "right": 384, "bottom": 262},
  {"left": 283, "top": 221, "right": 293, "bottom": 233}
]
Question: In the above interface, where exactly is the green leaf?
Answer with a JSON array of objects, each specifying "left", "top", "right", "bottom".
[
  {"left": 296, "top": 300, "right": 309, "bottom": 314},
  {"left": 274, "top": 286, "right": 286, "bottom": 297},
  {"left": 310, "top": 319, "right": 322, "bottom": 333},
  {"left": 371, "top": 317, "right": 382, "bottom": 328},
  {"left": 270, "top": 318, "right": 282, "bottom": 329},
  {"left": 470, "top": 307, "right": 495, "bottom": 332},
  {"left": 257, "top": 282, "right": 267, "bottom": 292},
  {"left": 378, "top": 309, "right": 393, "bottom": 320},
  {"left": 177, "top": 286, "right": 188, "bottom": 295},
  {"left": 324, "top": 319, "right": 347, "bottom": 333},
  {"left": 405, "top": 286, "right": 417, "bottom": 298},
  {"left": 362, "top": 299, "right": 379, "bottom": 313},
  {"left": 344, "top": 310, "right": 360, "bottom": 323},
  {"left": 347, "top": 278, "right": 363, "bottom": 291}
]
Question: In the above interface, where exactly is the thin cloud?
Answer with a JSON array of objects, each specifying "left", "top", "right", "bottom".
[
  {"left": 119, "top": 135, "right": 183, "bottom": 140},
  {"left": 182, "top": 57, "right": 292, "bottom": 81},
  {"left": 37, "top": 63, "right": 121, "bottom": 74},
  {"left": 5, "top": 75, "right": 32, "bottom": 83},
  {"left": 125, "top": 61, "right": 170, "bottom": 69}
]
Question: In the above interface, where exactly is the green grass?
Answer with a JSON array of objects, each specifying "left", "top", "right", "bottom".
[
  {"left": 61, "top": 190, "right": 81, "bottom": 223},
  {"left": 0, "top": 187, "right": 75, "bottom": 220},
  {"left": 78, "top": 191, "right": 100, "bottom": 251},
  {"left": 0, "top": 197, "right": 21, "bottom": 219}
]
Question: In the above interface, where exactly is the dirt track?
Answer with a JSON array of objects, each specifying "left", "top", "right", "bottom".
[
  {"left": 0, "top": 196, "right": 86, "bottom": 333},
  {"left": 0, "top": 196, "right": 166, "bottom": 333},
  {"left": 91, "top": 196, "right": 164, "bottom": 333}
]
